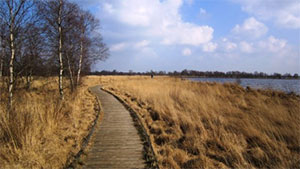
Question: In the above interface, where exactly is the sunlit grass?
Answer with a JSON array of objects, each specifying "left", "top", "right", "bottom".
[
  {"left": 0, "top": 77, "right": 97, "bottom": 168},
  {"left": 97, "top": 75, "right": 300, "bottom": 169},
  {"left": 1, "top": 75, "right": 298, "bottom": 168}
]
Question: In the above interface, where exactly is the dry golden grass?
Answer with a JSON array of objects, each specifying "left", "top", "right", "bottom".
[
  {"left": 94, "top": 75, "right": 300, "bottom": 169},
  {"left": 0, "top": 77, "right": 98, "bottom": 168}
]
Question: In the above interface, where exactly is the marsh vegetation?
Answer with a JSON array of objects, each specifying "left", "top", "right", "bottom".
[
  {"left": 0, "top": 77, "right": 99, "bottom": 168},
  {"left": 95, "top": 76, "right": 300, "bottom": 169}
]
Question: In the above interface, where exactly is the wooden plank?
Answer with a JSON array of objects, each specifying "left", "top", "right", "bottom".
[
  {"left": 83, "top": 86, "right": 146, "bottom": 169},
  {"left": 84, "top": 163, "right": 145, "bottom": 169},
  {"left": 92, "top": 142, "right": 143, "bottom": 146},
  {"left": 86, "top": 155, "right": 144, "bottom": 159},
  {"left": 85, "top": 161, "right": 145, "bottom": 166}
]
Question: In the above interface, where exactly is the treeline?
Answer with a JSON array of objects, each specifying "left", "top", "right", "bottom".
[
  {"left": 0, "top": 0, "right": 109, "bottom": 107},
  {"left": 90, "top": 69, "right": 299, "bottom": 79}
]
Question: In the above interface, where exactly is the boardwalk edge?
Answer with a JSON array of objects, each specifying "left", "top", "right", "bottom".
[{"left": 64, "top": 87, "right": 103, "bottom": 169}]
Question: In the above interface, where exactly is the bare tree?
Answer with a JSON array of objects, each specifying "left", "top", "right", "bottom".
[
  {"left": 56, "top": 4, "right": 108, "bottom": 90},
  {"left": 0, "top": 0, "right": 108, "bottom": 107},
  {"left": 38, "top": 0, "right": 78, "bottom": 99},
  {"left": 0, "top": 0, "right": 36, "bottom": 108},
  {"left": 88, "top": 33, "right": 109, "bottom": 67},
  {"left": 76, "top": 10, "right": 109, "bottom": 86},
  {"left": 57, "top": 0, "right": 64, "bottom": 99},
  {"left": 76, "top": 11, "right": 95, "bottom": 86},
  {"left": 38, "top": 0, "right": 63, "bottom": 99},
  {"left": 21, "top": 23, "right": 45, "bottom": 89},
  {"left": 63, "top": 3, "right": 80, "bottom": 91},
  {"left": 64, "top": 32, "right": 78, "bottom": 92}
]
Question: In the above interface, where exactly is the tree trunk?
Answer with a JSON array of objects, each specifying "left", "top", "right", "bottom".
[
  {"left": 76, "top": 35, "right": 83, "bottom": 87},
  {"left": 58, "top": 0, "right": 64, "bottom": 100},
  {"left": 8, "top": 7, "right": 15, "bottom": 109},
  {"left": 66, "top": 53, "right": 74, "bottom": 92}
]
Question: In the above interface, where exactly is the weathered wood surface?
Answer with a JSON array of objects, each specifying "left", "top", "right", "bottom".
[{"left": 84, "top": 86, "right": 145, "bottom": 169}]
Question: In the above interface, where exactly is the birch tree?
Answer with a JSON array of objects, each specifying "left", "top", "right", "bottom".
[
  {"left": 76, "top": 11, "right": 95, "bottom": 86},
  {"left": 38, "top": 0, "right": 77, "bottom": 99},
  {"left": 76, "top": 10, "right": 108, "bottom": 86},
  {"left": 0, "top": 0, "right": 36, "bottom": 108},
  {"left": 57, "top": 0, "right": 64, "bottom": 99},
  {"left": 63, "top": 3, "right": 80, "bottom": 91},
  {"left": 38, "top": 0, "right": 63, "bottom": 99}
]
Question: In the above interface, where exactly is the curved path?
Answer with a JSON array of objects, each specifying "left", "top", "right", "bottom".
[{"left": 84, "top": 86, "right": 145, "bottom": 169}]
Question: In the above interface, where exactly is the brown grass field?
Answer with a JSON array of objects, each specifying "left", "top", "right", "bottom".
[
  {"left": 0, "top": 75, "right": 299, "bottom": 168},
  {"left": 0, "top": 77, "right": 99, "bottom": 168},
  {"left": 90, "top": 75, "right": 300, "bottom": 169}
]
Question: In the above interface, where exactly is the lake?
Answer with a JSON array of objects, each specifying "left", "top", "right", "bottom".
[{"left": 188, "top": 78, "right": 300, "bottom": 94}]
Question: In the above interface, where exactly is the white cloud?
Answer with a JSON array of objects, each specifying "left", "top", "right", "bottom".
[
  {"left": 203, "top": 42, "right": 217, "bottom": 52},
  {"left": 226, "top": 42, "right": 237, "bottom": 51},
  {"left": 259, "top": 36, "right": 287, "bottom": 53},
  {"left": 160, "top": 24, "right": 213, "bottom": 46},
  {"left": 222, "top": 38, "right": 237, "bottom": 52},
  {"left": 110, "top": 42, "right": 127, "bottom": 51},
  {"left": 101, "top": 0, "right": 214, "bottom": 46},
  {"left": 111, "top": 40, "right": 151, "bottom": 51},
  {"left": 117, "top": 1, "right": 152, "bottom": 26},
  {"left": 182, "top": 48, "right": 192, "bottom": 56},
  {"left": 233, "top": 0, "right": 300, "bottom": 29},
  {"left": 239, "top": 41, "right": 253, "bottom": 53},
  {"left": 224, "top": 17, "right": 289, "bottom": 56},
  {"left": 78, "top": 0, "right": 299, "bottom": 74},
  {"left": 135, "top": 40, "right": 150, "bottom": 48},
  {"left": 233, "top": 17, "right": 268, "bottom": 39}
]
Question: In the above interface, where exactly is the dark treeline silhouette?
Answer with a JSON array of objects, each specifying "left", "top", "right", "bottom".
[
  {"left": 0, "top": 0, "right": 109, "bottom": 108},
  {"left": 90, "top": 69, "right": 299, "bottom": 79}
]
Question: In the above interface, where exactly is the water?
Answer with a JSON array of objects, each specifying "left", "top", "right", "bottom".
[{"left": 188, "top": 78, "right": 300, "bottom": 94}]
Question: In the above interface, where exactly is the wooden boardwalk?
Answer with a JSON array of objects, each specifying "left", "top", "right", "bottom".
[{"left": 84, "top": 86, "right": 146, "bottom": 169}]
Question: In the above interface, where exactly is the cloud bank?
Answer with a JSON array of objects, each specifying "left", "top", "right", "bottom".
[
  {"left": 101, "top": 0, "right": 214, "bottom": 47},
  {"left": 76, "top": 0, "right": 299, "bottom": 73},
  {"left": 233, "top": 0, "right": 300, "bottom": 29}
]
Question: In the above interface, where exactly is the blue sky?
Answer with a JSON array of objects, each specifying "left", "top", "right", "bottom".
[{"left": 78, "top": 0, "right": 299, "bottom": 74}]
